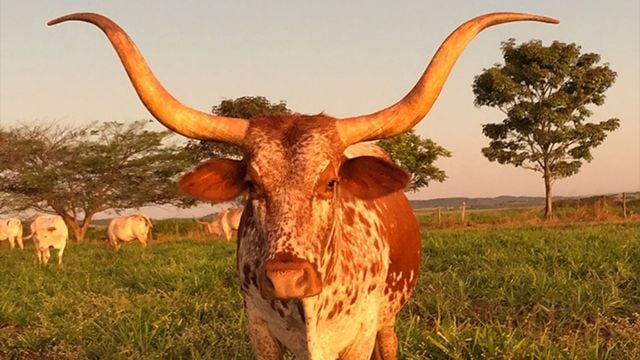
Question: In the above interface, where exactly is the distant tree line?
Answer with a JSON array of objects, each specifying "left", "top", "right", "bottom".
[{"left": 0, "top": 120, "right": 198, "bottom": 242}]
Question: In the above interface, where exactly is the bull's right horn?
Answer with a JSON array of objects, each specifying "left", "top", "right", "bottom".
[
  {"left": 48, "top": 13, "right": 249, "bottom": 145},
  {"left": 336, "top": 12, "right": 559, "bottom": 145}
]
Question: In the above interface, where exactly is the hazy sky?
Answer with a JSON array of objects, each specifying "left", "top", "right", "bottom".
[{"left": 1, "top": 1, "right": 638, "bottom": 206}]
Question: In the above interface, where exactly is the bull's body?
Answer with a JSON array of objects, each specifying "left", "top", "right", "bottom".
[
  {"left": 197, "top": 207, "right": 243, "bottom": 240},
  {"left": 107, "top": 214, "right": 152, "bottom": 249},
  {"left": 49, "top": 11, "right": 557, "bottom": 359},
  {"left": 239, "top": 190, "right": 420, "bottom": 358},
  {"left": 0, "top": 218, "right": 23, "bottom": 250},
  {"left": 27, "top": 215, "right": 68, "bottom": 265}
]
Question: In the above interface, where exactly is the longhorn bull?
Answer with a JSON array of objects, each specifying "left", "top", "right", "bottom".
[{"left": 49, "top": 12, "right": 557, "bottom": 359}]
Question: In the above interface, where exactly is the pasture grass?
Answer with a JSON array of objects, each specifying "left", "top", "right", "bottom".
[{"left": 0, "top": 222, "right": 638, "bottom": 359}]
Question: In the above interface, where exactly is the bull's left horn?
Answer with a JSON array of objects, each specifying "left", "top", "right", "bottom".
[
  {"left": 48, "top": 13, "right": 248, "bottom": 144},
  {"left": 336, "top": 12, "right": 559, "bottom": 145}
]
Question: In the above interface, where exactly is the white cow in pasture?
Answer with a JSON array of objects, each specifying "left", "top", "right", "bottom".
[
  {"left": 0, "top": 218, "right": 24, "bottom": 250},
  {"left": 24, "top": 215, "right": 68, "bottom": 265},
  {"left": 107, "top": 214, "right": 152, "bottom": 249},
  {"left": 196, "top": 207, "right": 243, "bottom": 241}
]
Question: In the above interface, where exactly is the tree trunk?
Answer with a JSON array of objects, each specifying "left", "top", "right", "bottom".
[
  {"left": 60, "top": 213, "right": 94, "bottom": 242},
  {"left": 543, "top": 172, "right": 553, "bottom": 220},
  {"left": 66, "top": 220, "right": 84, "bottom": 242}
]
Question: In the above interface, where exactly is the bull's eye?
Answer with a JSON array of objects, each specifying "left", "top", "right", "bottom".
[{"left": 327, "top": 179, "right": 337, "bottom": 190}]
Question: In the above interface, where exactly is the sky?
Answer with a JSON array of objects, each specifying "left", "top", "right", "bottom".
[{"left": 1, "top": 1, "right": 638, "bottom": 217}]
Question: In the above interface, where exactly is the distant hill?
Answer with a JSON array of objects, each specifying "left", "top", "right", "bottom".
[
  {"left": 555, "top": 192, "right": 640, "bottom": 208},
  {"left": 410, "top": 196, "right": 546, "bottom": 210},
  {"left": 411, "top": 192, "right": 639, "bottom": 210}
]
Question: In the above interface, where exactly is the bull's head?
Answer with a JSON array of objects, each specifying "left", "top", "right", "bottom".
[{"left": 49, "top": 13, "right": 558, "bottom": 299}]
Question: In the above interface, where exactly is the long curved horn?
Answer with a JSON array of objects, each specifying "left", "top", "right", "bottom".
[
  {"left": 336, "top": 12, "right": 559, "bottom": 145},
  {"left": 48, "top": 13, "right": 248, "bottom": 144}
]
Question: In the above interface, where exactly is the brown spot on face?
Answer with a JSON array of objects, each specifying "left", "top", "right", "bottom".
[
  {"left": 357, "top": 213, "right": 369, "bottom": 226},
  {"left": 349, "top": 294, "right": 359, "bottom": 305},
  {"left": 367, "top": 283, "right": 376, "bottom": 294},
  {"left": 327, "top": 301, "right": 343, "bottom": 320},
  {"left": 369, "top": 263, "right": 378, "bottom": 276},
  {"left": 343, "top": 207, "right": 356, "bottom": 226},
  {"left": 341, "top": 263, "right": 349, "bottom": 275}
]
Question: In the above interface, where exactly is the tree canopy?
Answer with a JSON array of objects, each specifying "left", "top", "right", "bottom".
[
  {"left": 0, "top": 120, "right": 197, "bottom": 241},
  {"left": 375, "top": 130, "right": 451, "bottom": 192},
  {"left": 472, "top": 39, "right": 620, "bottom": 218}
]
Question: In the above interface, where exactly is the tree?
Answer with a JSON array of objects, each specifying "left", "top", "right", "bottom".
[
  {"left": 472, "top": 39, "right": 620, "bottom": 219},
  {"left": 0, "top": 120, "right": 197, "bottom": 241},
  {"left": 185, "top": 96, "right": 292, "bottom": 160},
  {"left": 375, "top": 130, "right": 451, "bottom": 192}
]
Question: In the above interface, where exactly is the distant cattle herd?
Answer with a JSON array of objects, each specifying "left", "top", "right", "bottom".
[{"left": 0, "top": 210, "right": 238, "bottom": 264}]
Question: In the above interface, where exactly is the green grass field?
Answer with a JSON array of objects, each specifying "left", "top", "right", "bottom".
[{"left": 1, "top": 222, "right": 638, "bottom": 359}]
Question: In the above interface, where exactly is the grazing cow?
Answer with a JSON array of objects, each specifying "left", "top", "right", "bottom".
[
  {"left": 197, "top": 207, "right": 244, "bottom": 241},
  {"left": 0, "top": 218, "right": 24, "bottom": 250},
  {"left": 24, "top": 215, "right": 68, "bottom": 265},
  {"left": 107, "top": 214, "right": 152, "bottom": 249},
  {"left": 50, "top": 12, "right": 557, "bottom": 359}
]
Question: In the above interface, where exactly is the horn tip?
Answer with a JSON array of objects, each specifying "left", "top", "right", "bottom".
[
  {"left": 47, "top": 12, "right": 102, "bottom": 27},
  {"left": 540, "top": 16, "right": 560, "bottom": 24},
  {"left": 47, "top": 17, "right": 64, "bottom": 26}
]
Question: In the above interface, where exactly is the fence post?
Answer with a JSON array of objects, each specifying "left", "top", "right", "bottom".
[
  {"left": 461, "top": 201, "right": 466, "bottom": 224},
  {"left": 437, "top": 207, "right": 442, "bottom": 226},
  {"left": 622, "top": 192, "right": 627, "bottom": 219}
]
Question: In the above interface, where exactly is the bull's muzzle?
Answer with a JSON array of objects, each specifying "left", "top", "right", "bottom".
[{"left": 259, "top": 257, "right": 322, "bottom": 299}]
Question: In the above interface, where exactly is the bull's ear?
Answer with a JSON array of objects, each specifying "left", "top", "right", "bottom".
[
  {"left": 339, "top": 156, "right": 409, "bottom": 199},
  {"left": 179, "top": 158, "right": 247, "bottom": 202}
]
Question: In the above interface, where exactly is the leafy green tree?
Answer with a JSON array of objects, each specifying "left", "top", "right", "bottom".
[
  {"left": 185, "top": 96, "right": 291, "bottom": 160},
  {"left": 0, "top": 120, "right": 197, "bottom": 241},
  {"left": 472, "top": 39, "right": 620, "bottom": 219},
  {"left": 376, "top": 130, "right": 451, "bottom": 192}
]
